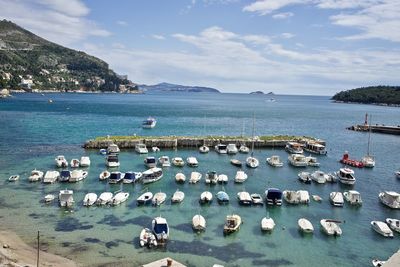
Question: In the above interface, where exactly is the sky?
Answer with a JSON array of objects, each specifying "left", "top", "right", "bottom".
[{"left": 1, "top": 0, "right": 400, "bottom": 95}]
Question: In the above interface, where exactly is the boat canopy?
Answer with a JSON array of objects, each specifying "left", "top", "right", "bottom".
[
  {"left": 266, "top": 188, "right": 283, "bottom": 199},
  {"left": 146, "top": 157, "right": 156, "bottom": 163},
  {"left": 110, "top": 172, "right": 121, "bottom": 180},
  {"left": 60, "top": 170, "right": 71, "bottom": 177},
  {"left": 107, "top": 155, "right": 118, "bottom": 162},
  {"left": 124, "top": 172, "right": 135, "bottom": 180}
]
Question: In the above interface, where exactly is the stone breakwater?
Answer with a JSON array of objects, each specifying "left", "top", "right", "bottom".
[{"left": 83, "top": 136, "right": 324, "bottom": 150}]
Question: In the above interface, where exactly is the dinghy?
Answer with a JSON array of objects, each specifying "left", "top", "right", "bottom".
[
  {"left": 83, "top": 193, "right": 97, "bottom": 206},
  {"left": 171, "top": 190, "right": 185, "bottom": 203},
  {"left": 175, "top": 173, "right": 186, "bottom": 183},
  {"left": 261, "top": 217, "right": 275, "bottom": 231},
  {"left": 137, "top": 191, "right": 153, "bottom": 205},
  {"left": 96, "top": 192, "right": 113, "bottom": 205},
  {"left": 312, "top": 195, "right": 323, "bottom": 202},
  {"left": 8, "top": 175, "right": 19, "bottom": 182},
  {"left": 139, "top": 228, "right": 157, "bottom": 247},
  {"left": 152, "top": 192, "right": 166, "bottom": 206},
  {"left": 189, "top": 171, "right": 202, "bottom": 184},
  {"left": 386, "top": 218, "right": 400, "bottom": 233},
  {"left": 99, "top": 170, "right": 111, "bottom": 180},
  {"left": 192, "top": 214, "right": 206, "bottom": 231},
  {"left": 111, "top": 192, "right": 129, "bottom": 205},
  {"left": 230, "top": 159, "right": 242, "bottom": 167},
  {"left": 199, "top": 145, "right": 210, "bottom": 153},
  {"left": 200, "top": 191, "right": 213, "bottom": 204},
  {"left": 44, "top": 194, "right": 55, "bottom": 203},
  {"left": 298, "top": 218, "right": 314, "bottom": 233},
  {"left": 224, "top": 214, "right": 242, "bottom": 234},
  {"left": 320, "top": 219, "right": 342, "bottom": 236}
]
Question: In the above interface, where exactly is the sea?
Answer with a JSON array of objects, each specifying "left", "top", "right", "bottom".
[{"left": 0, "top": 92, "right": 399, "bottom": 267}]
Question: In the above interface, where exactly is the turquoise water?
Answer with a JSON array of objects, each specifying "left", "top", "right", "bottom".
[{"left": 0, "top": 93, "right": 399, "bottom": 266}]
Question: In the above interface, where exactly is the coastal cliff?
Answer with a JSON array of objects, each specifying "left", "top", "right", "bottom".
[{"left": 332, "top": 86, "right": 400, "bottom": 106}]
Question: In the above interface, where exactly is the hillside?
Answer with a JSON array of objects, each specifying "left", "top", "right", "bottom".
[
  {"left": 0, "top": 20, "right": 137, "bottom": 92},
  {"left": 139, "top": 82, "right": 220, "bottom": 93},
  {"left": 332, "top": 86, "right": 400, "bottom": 105}
]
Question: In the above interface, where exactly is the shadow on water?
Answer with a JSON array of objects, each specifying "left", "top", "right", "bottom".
[
  {"left": 97, "top": 214, "right": 152, "bottom": 227},
  {"left": 171, "top": 223, "right": 193, "bottom": 234},
  {"left": 55, "top": 217, "right": 93, "bottom": 232},
  {"left": 252, "top": 258, "right": 294, "bottom": 266}
]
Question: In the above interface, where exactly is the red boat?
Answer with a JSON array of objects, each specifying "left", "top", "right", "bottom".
[{"left": 340, "top": 152, "right": 364, "bottom": 168}]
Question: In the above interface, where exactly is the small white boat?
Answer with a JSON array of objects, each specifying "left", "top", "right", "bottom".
[
  {"left": 226, "top": 144, "right": 238, "bottom": 154},
  {"left": 44, "top": 194, "right": 55, "bottom": 203},
  {"left": 43, "top": 171, "right": 60, "bottom": 184},
  {"left": 283, "top": 190, "right": 310, "bottom": 204},
  {"left": 304, "top": 141, "right": 327, "bottom": 155},
  {"left": 372, "top": 259, "right": 386, "bottom": 267},
  {"left": 379, "top": 191, "right": 400, "bottom": 209},
  {"left": 70, "top": 159, "right": 80, "bottom": 168},
  {"left": 83, "top": 193, "right": 98, "bottom": 206},
  {"left": 320, "top": 219, "right": 342, "bottom": 236},
  {"left": 144, "top": 157, "right": 157, "bottom": 168},
  {"left": 371, "top": 221, "right": 393, "bottom": 237},
  {"left": 205, "top": 171, "right": 218, "bottom": 185},
  {"left": 237, "top": 191, "right": 252, "bottom": 205},
  {"left": 80, "top": 156, "right": 91, "bottom": 167},
  {"left": 29, "top": 169, "right": 44, "bottom": 182},
  {"left": 251, "top": 193, "right": 263, "bottom": 205},
  {"left": 136, "top": 143, "right": 149, "bottom": 154},
  {"left": 139, "top": 228, "right": 158, "bottom": 247},
  {"left": 266, "top": 155, "right": 283, "bottom": 167},
  {"left": 137, "top": 191, "right": 153, "bottom": 205},
  {"left": 99, "top": 170, "right": 111, "bottom": 180},
  {"left": 215, "top": 144, "right": 227, "bottom": 154},
  {"left": 152, "top": 146, "right": 160, "bottom": 153},
  {"left": 59, "top": 189, "right": 74, "bottom": 207},
  {"left": 230, "top": 159, "right": 243, "bottom": 167},
  {"left": 246, "top": 155, "right": 259, "bottom": 168},
  {"left": 96, "top": 192, "right": 113, "bottom": 205},
  {"left": 336, "top": 168, "right": 356, "bottom": 185},
  {"left": 199, "top": 145, "right": 210, "bottom": 153},
  {"left": 285, "top": 142, "right": 303, "bottom": 154},
  {"left": 106, "top": 154, "right": 120, "bottom": 168},
  {"left": 298, "top": 171, "right": 311, "bottom": 184},
  {"left": 362, "top": 155, "right": 375, "bottom": 168},
  {"left": 326, "top": 172, "right": 338, "bottom": 183},
  {"left": 171, "top": 189, "right": 185, "bottom": 203},
  {"left": 239, "top": 144, "right": 249, "bottom": 153},
  {"left": 152, "top": 192, "right": 167, "bottom": 206},
  {"left": 175, "top": 173, "right": 186, "bottom": 183},
  {"left": 192, "top": 214, "right": 206, "bottom": 231},
  {"left": 158, "top": 156, "right": 171, "bottom": 167},
  {"left": 200, "top": 191, "right": 213, "bottom": 204},
  {"left": 305, "top": 155, "right": 320, "bottom": 167},
  {"left": 298, "top": 218, "right": 314, "bottom": 233},
  {"left": 330, "top": 192, "right": 344, "bottom": 207},
  {"left": 224, "top": 214, "right": 241, "bottom": 234},
  {"left": 111, "top": 192, "right": 129, "bottom": 205},
  {"left": 69, "top": 169, "right": 88, "bottom": 182},
  {"left": 8, "top": 175, "right": 19, "bottom": 182},
  {"left": 55, "top": 155, "right": 68, "bottom": 168},
  {"left": 217, "top": 174, "right": 228, "bottom": 184},
  {"left": 312, "top": 195, "right": 323, "bottom": 202},
  {"left": 172, "top": 157, "right": 185, "bottom": 167},
  {"left": 395, "top": 171, "right": 400, "bottom": 178},
  {"left": 142, "top": 117, "right": 157, "bottom": 129},
  {"left": 343, "top": 190, "right": 362, "bottom": 205},
  {"left": 261, "top": 217, "right": 275, "bottom": 231},
  {"left": 99, "top": 149, "right": 107, "bottom": 155},
  {"left": 189, "top": 171, "right": 202, "bottom": 184},
  {"left": 234, "top": 170, "right": 248, "bottom": 183},
  {"left": 107, "top": 144, "right": 120, "bottom": 154},
  {"left": 142, "top": 168, "right": 163, "bottom": 184},
  {"left": 288, "top": 154, "right": 308, "bottom": 167},
  {"left": 152, "top": 216, "right": 169, "bottom": 241},
  {"left": 386, "top": 218, "right": 400, "bottom": 233},
  {"left": 186, "top": 157, "right": 199, "bottom": 167}
]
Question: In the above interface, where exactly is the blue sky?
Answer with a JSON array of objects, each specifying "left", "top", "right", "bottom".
[{"left": 1, "top": 0, "right": 400, "bottom": 95}]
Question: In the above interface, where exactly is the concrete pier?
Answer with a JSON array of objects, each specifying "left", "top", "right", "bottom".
[{"left": 347, "top": 124, "right": 400, "bottom": 135}]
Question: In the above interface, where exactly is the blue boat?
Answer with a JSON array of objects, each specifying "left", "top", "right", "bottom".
[
  {"left": 59, "top": 170, "right": 71, "bottom": 182},
  {"left": 265, "top": 188, "right": 283, "bottom": 206},
  {"left": 99, "top": 149, "right": 107, "bottom": 155},
  {"left": 152, "top": 216, "right": 169, "bottom": 242},
  {"left": 123, "top": 171, "right": 142, "bottom": 184},
  {"left": 142, "top": 117, "right": 157, "bottom": 129},
  {"left": 108, "top": 172, "right": 124, "bottom": 184},
  {"left": 216, "top": 191, "right": 229, "bottom": 204}
]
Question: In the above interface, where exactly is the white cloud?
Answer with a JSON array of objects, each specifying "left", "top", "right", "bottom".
[
  {"left": 280, "top": 32, "right": 295, "bottom": 39},
  {"left": 0, "top": 0, "right": 110, "bottom": 46},
  {"left": 243, "top": 0, "right": 309, "bottom": 15},
  {"left": 116, "top": 20, "right": 127, "bottom": 26},
  {"left": 272, "top": 12, "right": 294, "bottom": 19},
  {"left": 152, "top": 34, "right": 166, "bottom": 40}
]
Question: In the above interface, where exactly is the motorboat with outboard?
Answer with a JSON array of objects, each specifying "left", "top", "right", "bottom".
[
  {"left": 70, "top": 159, "right": 80, "bottom": 168},
  {"left": 108, "top": 171, "right": 124, "bottom": 184},
  {"left": 111, "top": 192, "right": 129, "bottom": 205},
  {"left": 186, "top": 157, "right": 199, "bottom": 167},
  {"left": 172, "top": 157, "right": 185, "bottom": 167},
  {"left": 192, "top": 214, "right": 206, "bottom": 231},
  {"left": 234, "top": 170, "right": 248, "bottom": 183},
  {"left": 80, "top": 156, "right": 91, "bottom": 167},
  {"left": 123, "top": 171, "right": 141, "bottom": 183},
  {"left": 224, "top": 214, "right": 241, "bottom": 234},
  {"left": 29, "top": 169, "right": 44, "bottom": 182},
  {"left": 69, "top": 169, "right": 88, "bottom": 182},
  {"left": 230, "top": 159, "right": 242, "bottom": 167},
  {"left": 237, "top": 191, "right": 252, "bottom": 205},
  {"left": 152, "top": 216, "right": 169, "bottom": 242},
  {"left": 135, "top": 143, "right": 149, "bottom": 154},
  {"left": 329, "top": 192, "right": 344, "bottom": 207},
  {"left": 216, "top": 191, "right": 229, "bottom": 204},
  {"left": 200, "top": 191, "right": 213, "bottom": 204},
  {"left": 311, "top": 171, "right": 328, "bottom": 184},
  {"left": 59, "top": 170, "right": 71, "bottom": 182},
  {"left": 205, "top": 171, "right": 218, "bottom": 185},
  {"left": 298, "top": 171, "right": 311, "bottom": 184},
  {"left": 320, "top": 219, "right": 342, "bottom": 236},
  {"left": 227, "top": 144, "right": 238, "bottom": 154},
  {"left": 99, "top": 170, "right": 111, "bottom": 181},
  {"left": 152, "top": 192, "right": 167, "bottom": 206},
  {"left": 336, "top": 168, "right": 356, "bottom": 185},
  {"left": 266, "top": 155, "right": 283, "bottom": 167},
  {"left": 142, "top": 117, "right": 157, "bottom": 129},
  {"left": 43, "top": 171, "right": 59, "bottom": 184},
  {"left": 379, "top": 191, "right": 400, "bottom": 209},
  {"left": 144, "top": 157, "right": 157, "bottom": 168},
  {"left": 217, "top": 174, "right": 228, "bottom": 184},
  {"left": 189, "top": 171, "right": 202, "bottom": 184},
  {"left": 158, "top": 156, "right": 171, "bottom": 167},
  {"left": 171, "top": 189, "right": 185, "bottom": 203},
  {"left": 83, "top": 193, "right": 97, "bottom": 206},
  {"left": 142, "top": 168, "right": 163, "bottom": 184},
  {"left": 298, "top": 218, "right": 314, "bottom": 233},
  {"left": 265, "top": 188, "right": 282, "bottom": 206},
  {"left": 261, "top": 217, "right": 275, "bottom": 231},
  {"left": 59, "top": 189, "right": 74, "bottom": 207},
  {"left": 96, "top": 192, "right": 113, "bottom": 205},
  {"left": 139, "top": 228, "right": 157, "bottom": 248},
  {"left": 386, "top": 218, "right": 400, "bottom": 233},
  {"left": 371, "top": 221, "right": 393, "bottom": 237},
  {"left": 251, "top": 193, "right": 263, "bottom": 205},
  {"left": 137, "top": 191, "right": 153, "bottom": 205},
  {"left": 343, "top": 190, "right": 362, "bottom": 205},
  {"left": 239, "top": 144, "right": 250, "bottom": 153},
  {"left": 175, "top": 173, "right": 186, "bottom": 183},
  {"left": 55, "top": 155, "right": 68, "bottom": 168}
]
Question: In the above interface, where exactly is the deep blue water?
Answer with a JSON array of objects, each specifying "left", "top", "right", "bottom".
[{"left": 0, "top": 92, "right": 399, "bottom": 266}]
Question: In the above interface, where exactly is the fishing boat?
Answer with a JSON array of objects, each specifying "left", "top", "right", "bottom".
[
  {"left": 107, "top": 144, "right": 120, "bottom": 154},
  {"left": 251, "top": 193, "right": 263, "bottom": 205},
  {"left": 261, "top": 217, "right": 275, "bottom": 231},
  {"left": 108, "top": 172, "right": 124, "bottom": 184},
  {"left": 217, "top": 174, "right": 228, "bottom": 184},
  {"left": 215, "top": 144, "right": 228, "bottom": 154},
  {"left": 304, "top": 141, "right": 327, "bottom": 155},
  {"left": 311, "top": 171, "right": 328, "bottom": 184},
  {"left": 29, "top": 169, "right": 44, "bottom": 182},
  {"left": 227, "top": 144, "right": 238, "bottom": 154},
  {"left": 152, "top": 192, "right": 166, "bottom": 206},
  {"left": 285, "top": 142, "right": 303, "bottom": 154},
  {"left": 361, "top": 114, "right": 375, "bottom": 168},
  {"left": 171, "top": 189, "right": 185, "bottom": 203},
  {"left": 175, "top": 173, "right": 186, "bottom": 183},
  {"left": 80, "top": 156, "right": 91, "bottom": 167},
  {"left": 123, "top": 171, "right": 141, "bottom": 184},
  {"left": 230, "top": 159, "right": 243, "bottom": 167},
  {"left": 216, "top": 191, "right": 229, "bottom": 204},
  {"left": 266, "top": 155, "right": 283, "bottom": 167},
  {"left": 336, "top": 168, "right": 356, "bottom": 185},
  {"left": 142, "top": 117, "right": 157, "bottom": 129},
  {"left": 305, "top": 155, "right": 320, "bottom": 167},
  {"left": 340, "top": 151, "right": 364, "bottom": 168},
  {"left": 371, "top": 221, "right": 393, "bottom": 237},
  {"left": 265, "top": 188, "right": 283, "bottom": 206},
  {"left": 144, "top": 157, "right": 157, "bottom": 168},
  {"left": 142, "top": 168, "right": 163, "bottom": 184},
  {"left": 200, "top": 191, "right": 213, "bottom": 204},
  {"left": 70, "top": 158, "right": 80, "bottom": 168},
  {"left": 283, "top": 190, "right": 310, "bottom": 204},
  {"left": 137, "top": 191, "right": 153, "bottom": 205},
  {"left": 55, "top": 155, "right": 68, "bottom": 168},
  {"left": 59, "top": 189, "right": 74, "bottom": 207},
  {"left": 237, "top": 191, "right": 252, "bottom": 205},
  {"left": 152, "top": 216, "right": 169, "bottom": 242},
  {"left": 386, "top": 218, "right": 400, "bottom": 233},
  {"left": 329, "top": 192, "right": 344, "bottom": 207},
  {"left": 59, "top": 170, "right": 71, "bottom": 182},
  {"left": 205, "top": 171, "right": 218, "bottom": 185},
  {"left": 372, "top": 259, "right": 386, "bottom": 267},
  {"left": 139, "top": 228, "right": 157, "bottom": 248},
  {"left": 106, "top": 154, "right": 120, "bottom": 168},
  {"left": 320, "top": 219, "right": 342, "bottom": 236},
  {"left": 111, "top": 192, "right": 129, "bottom": 205},
  {"left": 379, "top": 191, "right": 400, "bottom": 209},
  {"left": 199, "top": 144, "right": 210, "bottom": 153},
  {"left": 43, "top": 171, "right": 60, "bottom": 184},
  {"left": 288, "top": 154, "right": 308, "bottom": 167},
  {"left": 223, "top": 214, "right": 242, "bottom": 234},
  {"left": 298, "top": 218, "right": 314, "bottom": 233},
  {"left": 44, "top": 194, "right": 55, "bottom": 203},
  {"left": 99, "top": 170, "right": 111, "bottom": 181},
  {"left": 239, "top": 144, "right": 250, "bottom": 153},
  {"left": 189, "top": 171, "right": 202, "bottom": 184},
  {"left": 186, "top": 157, "right": 199, "bottom": 167},
  {"left": 343, "top": 190, "right": 362, "bottom": 205},
  {"left": 298, "top": 171, "right": 311, "bottom": 184},
  {"left": 96, "top": 192, "right": 113, "bottom": 205},
  {"left": 192, "top": 214, "right": 206, "bottom": 231},
  {"left": 69, "top": 169, "right": 88, "bottom": 182},
  {"left": 83, "top": 193, "right": 97, "bottom": 206},
  {"left": 172, "top": 157, "right": 185, "bottom": 167},
  {"left": 8, "top": 175, "right": 19, "bottom": 182},
  {"left": 234, "top": 170, "right": 248, "bottom": 183},
  {"left": 158, "top": 156, "right": 171, "bottom": 167}
]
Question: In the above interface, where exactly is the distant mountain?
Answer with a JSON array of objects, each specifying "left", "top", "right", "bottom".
[
  {"left": 250, "top": 91, "right": 264, "bottom": 94},
  {"left": 332, "top": 86, "right": 400, "bottom": 105},
  {"left": 139, "top": 82, "right": 220, "bottom": 93},
  {"left": 0, "top": 20, "right": 136, "bottom": 92}
]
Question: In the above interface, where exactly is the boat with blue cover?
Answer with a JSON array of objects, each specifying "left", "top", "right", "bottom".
[
  {"left": 142, "top": 117, "right": 157, "bottom": 129},
  {"left": 216, "top": 191, "right": 229, "bottom": 204}
]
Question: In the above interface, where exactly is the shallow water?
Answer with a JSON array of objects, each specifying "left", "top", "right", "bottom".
[{"left": 0, "top": 93, "right": 399, "bottom": 266}]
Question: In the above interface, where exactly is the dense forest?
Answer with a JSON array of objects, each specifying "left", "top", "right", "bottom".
[{"left": 331, "top": 86, "right": 400, "bottom": 105}]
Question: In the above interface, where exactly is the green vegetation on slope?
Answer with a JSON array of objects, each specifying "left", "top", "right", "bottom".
[{"left": 332, "top": 86, "right": 400, "bottom": 105}]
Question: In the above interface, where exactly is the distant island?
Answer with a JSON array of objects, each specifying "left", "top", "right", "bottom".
[
  {"left": 138, "top": 82, "right": 220, "bottom": 93},
  {"left": 267, "top": 92, "right": 275, "bottom": 95},
  {"left": 332, "top": 86, "right": 400, "bottom": 106},
  {"left": 249, "top": 91, "right": 264, "bottom": 95}
]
